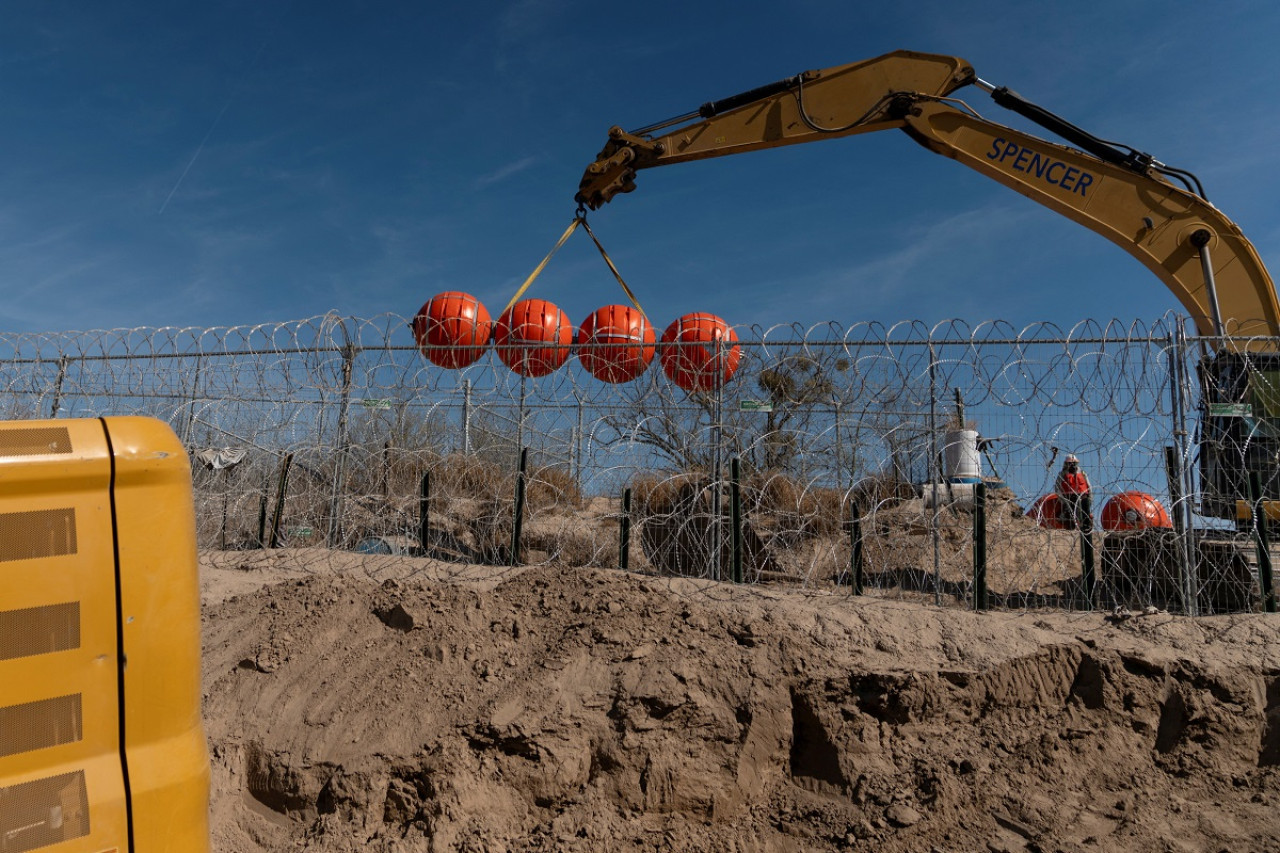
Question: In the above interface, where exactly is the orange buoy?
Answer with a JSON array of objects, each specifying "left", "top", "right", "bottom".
[
  {"left": 659, "top": 312, "right": 741, "bottom": 392},
  {"left": 411, "top": 291, "right": 492, "bottom": 369},
  {"left": 493, "top": 298, "right": 573, "bottom": 377},
  {"left": 1027, "top": 494, "right": 1070, "bottom": 530},
  {"left": 1101, "top": 491, "right": 1173, "bottom": 531},
  {"left": 577, "top": 304, "right": 655, "bottom": 383}
]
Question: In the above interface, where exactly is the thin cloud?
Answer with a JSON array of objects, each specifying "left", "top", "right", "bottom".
[{"left": 473, "top": 156, "right": 538, "bottom": 189}]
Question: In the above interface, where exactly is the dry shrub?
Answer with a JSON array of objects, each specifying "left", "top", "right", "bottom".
[
  {"left": 523, "top": 522, "right": 613, "bottom": 568},
  {"left": 432, "top": 454, "right": 512, "bottom": 502},
  {"left": 526, "top": 465, "right": 583, "bottom": 512},
  {"left": 630, "top": 470, "right": 708, "bottom": 516},
  {"left": 848, "top": 472, "right": 916, "bottom": 513},
  {"left": 628, "top": 470, "right": 780, "bottom": 578},
  {"left": 467, "top": 497, "right": 512, "bottom": 563},
  {"left": 746, "top": 472, "right": 845, "bottom": 540}
]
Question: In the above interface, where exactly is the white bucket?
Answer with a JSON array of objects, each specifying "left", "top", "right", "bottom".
[{"left": 943, "top": 429, "right": 981, "bottom": 483}]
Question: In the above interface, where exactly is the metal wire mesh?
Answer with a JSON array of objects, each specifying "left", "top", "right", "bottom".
[{"left": 0, "top": 312, "right": 1268, "bottom": 614}]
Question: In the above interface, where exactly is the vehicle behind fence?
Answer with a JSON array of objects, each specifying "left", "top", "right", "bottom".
[{"left": 2, "top": 312, "right": 1274, "bottom": 615}]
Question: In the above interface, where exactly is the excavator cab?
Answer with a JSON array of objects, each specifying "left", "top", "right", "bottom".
[{"left": 1197, "top": 351, "right": 1280, "bottom": 524}]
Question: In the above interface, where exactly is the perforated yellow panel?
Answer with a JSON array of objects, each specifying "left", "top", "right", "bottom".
[
  {"left": 0, "top": 427, "right": 71, "bottom": 458},
  {"left": 0, "top": 694, "right": 83, "bottom": 759},
  {"left": 0, "top": 416, "right": 209, "bottom": 852},
  {"left": 0, "top": 509, "right": 77, "bottom": 564},
  {"left": 0, "top": 603, "right": 80, "bottom": 662},
  {"left": 0, "top": 770, "right": 90, "bottom": 853}
]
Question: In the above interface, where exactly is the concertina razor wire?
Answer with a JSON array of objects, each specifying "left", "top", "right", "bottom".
[{"left": 0, "top": 312, "right": 1271, "bottom": 615}]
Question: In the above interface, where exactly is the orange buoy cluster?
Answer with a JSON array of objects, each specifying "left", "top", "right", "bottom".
[
  {"left": 412, "top": 291, "right": 492, "bottom": 368},
  {"left": 577, "top": 304, "right": 655, "bottom": 384},
  {"left": 1100, "top": 491, "right": 1172, "bottom": 531},
  {"left": 1028, "top": 490, "right": 1172, "bottom": 532},
  {"left": 411, "top": 292, "right": 740, "bottom": 390},
  {"left": 659, "top": 312, "right": 741, "bottom": 392},
  {"left": 1027, "top": 494, "right": 1069, "bottom": 530},
  {"left": 494, "top": 298, "right": 573, "bottom": 377}
]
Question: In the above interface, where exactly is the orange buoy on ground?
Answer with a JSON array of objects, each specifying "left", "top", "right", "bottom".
[
  {"left": 1028, "top": 494, "right": 1069, "bottom": 530},
  {"left": 412, "top": 291, "right": 492, "bottom": 368},
  {"left": 494, "top": 298, "right": 573, "bottom": 377},
  {"left": 659, "top": 312, "right": 741, "bottom": 392},
  {"left": 1101, "top": 491, "right": 1173, "bottom": 531},
  {"left": 577, "top": 304, "right": 655, "bottom": 383}
]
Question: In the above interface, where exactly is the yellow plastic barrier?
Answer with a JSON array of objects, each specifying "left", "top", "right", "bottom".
[{"left": 0, "top": 417, "right": 209, "bottom": 853}]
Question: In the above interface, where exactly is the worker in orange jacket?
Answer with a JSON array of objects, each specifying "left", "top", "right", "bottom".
[{"left": 1055, "top": 454, "right": 1093, "bottom": 532}]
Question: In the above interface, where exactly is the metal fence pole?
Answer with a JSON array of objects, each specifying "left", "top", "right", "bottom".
[
  {"left": 973, "top": 481, "right": 988, "bottom": 611},
  {"left": 419, "top": 470, "right": 432, "bottom": 554},
  {"left": 48, "top": 355, "right": 69, "bottom": 419},
  {"left": 619, "top": 487, "right": 632, "bottom": 572},
  {"left": 711, "top": 339, "right": 724, "bottom": 581},
  {"left": 326, "top": 342, "right": 357, "bottom": 548},
  {"left": 510, "top": 446, "right": 528, "bottom": 566},
  {"left": 462, "top": 378, "right": 473, "bottom": 455},
  {"left": 1249, "top": 472, "right": 1277, "bottom": 613},
  {"left": 269, "top": 452, "right": 294, "bottom": 549},
  {"left": 927, "top": 339, "right": 941, "bottom": 606},
  {"left": 730, "top": 456, "right": 743, "bottom": 584},
  {"left": 847, "top": 504, "right": 864, "bottom": 595},
  {"left": 1167, "top": 323, "right": 1199, "bottom": 615},
  {"left": 182, "top": 354, "right": 202, "bottom": 446},
  {"left": 574, "top": 401, "right": 584, "bottom": 486}
]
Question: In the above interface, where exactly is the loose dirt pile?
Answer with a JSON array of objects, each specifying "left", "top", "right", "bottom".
[{"left": 201, "top": 549, "right": 1280, "bottom": 852}]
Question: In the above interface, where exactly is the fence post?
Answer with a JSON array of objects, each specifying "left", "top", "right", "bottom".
[
  {"left": 257, "top": 486, "right": 269, "bottom": 548},
  {"left": 1165, "top": 445, "right": 1197, "bottom": 615},
  {"left": 462, "top": 378, "right": 473, "bottom": 455},
  {"left": 182, "top": 354, "right": 202, "bottom": 446},
  {"left": 419, "top": 470, "right": 431, "bottom": 554},
  {"left": 848, "top": 504, "right": 864, "bottom": 595},
  {"left": 1249, "top": 472, "right": 1277, "bottom": 613},
  {"left": 574, "top": 402, "right": 584, "bottom": 487},
  {"left": 269, "top": 452, "right": 294, "bottom": 549},
  {"left": 730, "top": 456, "right": 743, "bottom": 584},
  {"left": 927, "top": 340, "right": 942, "bottom": 606},
  {"left": 1167, "top": 324, "right": 1199, "bottom": 616},
  {"left": 1080, "top": 521, "right": 1096, "bottom": 611},
  {"left": 973, "top": 481, "right": 988, "bottom": 611},
  {"left": 619, "top": 487, "right": 632, "bottom": 572},
  {"left": 326, "top": 343, "right": 357, "bottom": 548},
  {"left": 509, "top": 446, "right": 528, "bottom": 566},
  {"left": 710, "top": 339, "right": 725, "bottom": 581},
  {"left": 48, "top": 355, "right": 69, "bottom": 419}
]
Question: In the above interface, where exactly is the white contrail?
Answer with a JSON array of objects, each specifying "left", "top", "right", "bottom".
[
  {"left": 157, "top": 5, "right": 286, "bottom": 216},
  {"left": 158, "top": 100, "right": 233, "bottom": 214}
]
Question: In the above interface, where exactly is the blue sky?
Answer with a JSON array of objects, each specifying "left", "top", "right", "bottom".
[{"left": 3, "top": 0, "right": 1279, "bottom": 337}]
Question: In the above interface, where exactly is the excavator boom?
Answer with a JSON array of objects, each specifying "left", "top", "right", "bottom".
[{"left": 576, "top": 49, "right": 1280, "bottom": 342}]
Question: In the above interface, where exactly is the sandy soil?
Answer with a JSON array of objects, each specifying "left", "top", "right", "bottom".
[{"left": 200, "top": 546, "right": 1280, "bottom": 853}]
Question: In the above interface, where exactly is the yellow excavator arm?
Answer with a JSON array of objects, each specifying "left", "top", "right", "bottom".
[{"left": 576, "top": 50, "right": 1280, "bottom": 343}]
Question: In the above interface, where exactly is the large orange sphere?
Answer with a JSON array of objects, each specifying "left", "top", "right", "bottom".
[
  {"left": 411, "top": 291, "right": 492, "bottom": 369},
  {"left": 659, "top": 312, "right": 741, "bottom": 392},
  {"left": 1027, "top": 494, "right": 1070, "bottom": 530},
  {"left": 577, "top": 305, "right": 656, "bottom": 383},
  {"left": 1101, "top": 491, "right": 1173, "bottom": 531},
  {"left": 493, "top": 298, "right": 573, "bottom": 377}
]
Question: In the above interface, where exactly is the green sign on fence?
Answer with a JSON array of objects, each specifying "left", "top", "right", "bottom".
[
  {"left": 739, "top": 400, "right": 773, "bottom": 412},
  {"left": 1208, "top": 403, "right": 1252, "bottom": 418}
]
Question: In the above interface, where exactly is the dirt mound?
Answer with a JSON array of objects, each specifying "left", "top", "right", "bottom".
[{"left": 201, "top": 551, "right": 1280, "bottom": 852}]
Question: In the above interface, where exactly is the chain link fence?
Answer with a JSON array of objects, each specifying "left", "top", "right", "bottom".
[{"left": 1, "top": 312, "right": 1269, "bottom": 614}]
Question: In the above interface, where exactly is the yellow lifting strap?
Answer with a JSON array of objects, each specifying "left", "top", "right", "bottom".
[
  {"left": 499, "top": 215, "right": 646, "bottom": 318},
  {"left": 578, "top": 216, "right": 646, "bottom": 315}
]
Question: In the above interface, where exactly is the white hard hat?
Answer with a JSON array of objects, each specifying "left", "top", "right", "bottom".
[{"left": 1065, "top": 454, "right": 1079, "bottom": 464}]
